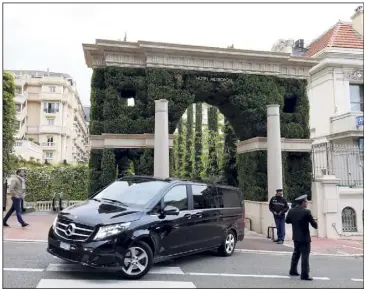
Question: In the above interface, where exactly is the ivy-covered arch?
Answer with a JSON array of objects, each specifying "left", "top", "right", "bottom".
[{"left": 89, "top": 67, "right": 311, "bottom": 201}]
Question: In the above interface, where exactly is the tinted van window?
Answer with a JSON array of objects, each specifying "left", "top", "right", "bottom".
[
  {"left": 163, "top": 185, "right": 188, "bottom": 211},
  {"left": 216, "top": 187, "right": 242, "bottom": 208},
  {"left": 93, "top": 180, "right": 168, "bottom": 207},
  {"left": 192, "top": 185, "right": 218, "bottom": 209}
]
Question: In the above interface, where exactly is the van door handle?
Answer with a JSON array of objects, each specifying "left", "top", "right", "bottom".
[
  {"left": 194, "top": 213, "right": 202, "bottom": 218},
  {"left": 184, "top": 214, "right": 192, "bottom": 219}
]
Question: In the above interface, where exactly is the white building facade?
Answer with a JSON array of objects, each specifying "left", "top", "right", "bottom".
[{"left": 8, "top": 70, "right": 90, "bottom": 164}]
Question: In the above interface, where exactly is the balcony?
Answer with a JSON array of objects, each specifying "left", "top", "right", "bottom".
[
  {"left": 15, "top": 92, "right": 28, "bottom": 103},
  {"left": 40, "top": 76, "right": 67, "bottom": 86},
  {"left": 13, "top": 140, "right": 43, "bottom": 162},
  {"left": 329, "top": 112, "right": 364, "bottom": 139},
  {"left": 39, "top": 125, "right": 63, "bottom": 134},
  {"left": 40, "top": 92, "right": 64, "bottom": 102},
  {"left": 16, "top": 108, "right": 27, "bottom": 122},
  {"left": 42, "top": 142, "right": 57, "bottom": 149}
]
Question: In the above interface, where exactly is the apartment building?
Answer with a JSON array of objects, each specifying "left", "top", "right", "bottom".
[{"left": 8, "top": 70, "right": 90, "bottom": 164}]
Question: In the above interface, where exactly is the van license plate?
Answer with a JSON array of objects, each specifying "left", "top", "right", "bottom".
[{"left": 60, "top": 242, "right": 70, "bottom": 251}]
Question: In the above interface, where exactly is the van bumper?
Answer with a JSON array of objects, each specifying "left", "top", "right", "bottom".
[{"left": 47, "top": 227, "right": 129, "bottom": 270}]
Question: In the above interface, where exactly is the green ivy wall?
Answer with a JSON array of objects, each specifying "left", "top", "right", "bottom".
[{"left": 89, "top": 67, "right": 311, "bottom": 201}]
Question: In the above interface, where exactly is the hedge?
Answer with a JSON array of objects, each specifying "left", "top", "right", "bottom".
[
  {"left": 24, "top": 165, "right": 89, "bottom": 202},
  {"left": 89, "top": 67, "right": 311, "bottom": 201},
  {"left": 3, "top": 72, "right": 16, "bottom": 175}
]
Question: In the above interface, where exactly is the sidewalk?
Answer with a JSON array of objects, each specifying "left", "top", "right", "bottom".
[
  {"left": 284, "top": 237, "right": 364, "bottom": 256},
  {"left": 2, "top": 212, "right": 364, "bottom": 256},
  {"left": 3, "top": 211, "right": 55, "bottom": 241}
]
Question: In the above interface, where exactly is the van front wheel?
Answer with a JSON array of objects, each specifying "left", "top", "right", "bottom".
[
  {"left": 118, "top": 241, "right": 153, "bottom": 279},
  {"left": 218, "top": 230, "right": 236, "bottom": 257}
]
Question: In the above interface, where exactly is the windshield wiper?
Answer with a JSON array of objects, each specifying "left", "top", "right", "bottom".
[{"left": 101, "top": 198, "right": 128, "bottom": 207}]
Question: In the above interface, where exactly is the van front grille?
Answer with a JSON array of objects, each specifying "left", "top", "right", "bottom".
[{"left": 55, "top": 218, "right": 95, "bottom": 241}]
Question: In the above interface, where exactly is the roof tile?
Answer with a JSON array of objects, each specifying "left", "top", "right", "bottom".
[{"left": 304, "top": 21, "right": 363, "bottom": 57}]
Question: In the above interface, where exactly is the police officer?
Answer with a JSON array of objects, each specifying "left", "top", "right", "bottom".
[
  {"left": 269, "top": 189, "right": 289, "bottom": 244},
  {"left": 285, "top": 194, "right": 318, "bottom": 281}
]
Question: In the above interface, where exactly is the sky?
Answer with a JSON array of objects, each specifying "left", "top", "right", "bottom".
[{"left": 4, "top": 2, "right": 361, "bottom": 106}]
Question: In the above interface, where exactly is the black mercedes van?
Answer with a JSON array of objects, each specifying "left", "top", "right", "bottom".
[{"left": 47, "top": 176, "right": 245, "bottom": 279}]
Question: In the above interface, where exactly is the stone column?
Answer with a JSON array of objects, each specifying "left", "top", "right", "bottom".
[
  {"left": 267, "top": 104, "right": 283, "bottom": 201},
  {"left": 154, "top": 99, "right": 169, "bottom": 179}
]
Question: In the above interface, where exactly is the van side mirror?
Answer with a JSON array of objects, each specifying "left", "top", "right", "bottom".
[{"left": 163, "top": 205, "right": 180, "bottom": 216}]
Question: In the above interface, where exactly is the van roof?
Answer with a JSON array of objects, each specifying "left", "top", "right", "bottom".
[{"left": 118, "top": 175, "right": 241, "bottom": 190}]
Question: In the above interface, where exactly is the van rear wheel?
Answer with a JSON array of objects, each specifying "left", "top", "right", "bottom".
[
  {"left": 218, "top": 230, "right": 236, "bottom": 257},
  {"left": 117, "top": 241, "right": 153, "bottom": 280}
]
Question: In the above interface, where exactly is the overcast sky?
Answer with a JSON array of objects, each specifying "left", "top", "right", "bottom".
[{"left": 4, "top": 3, "right": 360, "bottom": 106}]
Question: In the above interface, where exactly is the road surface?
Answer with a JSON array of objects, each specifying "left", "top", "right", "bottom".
[{"left": 3, "top": 241, "right": 363, "bottom": 288}]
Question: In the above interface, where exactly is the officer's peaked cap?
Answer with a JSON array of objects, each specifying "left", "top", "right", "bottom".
[{"left": 295, "top": 194, "right": 308, "bottom": 202}]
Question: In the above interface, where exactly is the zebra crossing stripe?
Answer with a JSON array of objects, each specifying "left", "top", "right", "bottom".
[
  {"left": 36, "top": 279, "right": 196, "bottom": 288},
  {"left": 45, "top": 263, "right": 184, "bottom": 275},
  {"left": 351, "top": 278, "right": 363, "bottom": 282}
]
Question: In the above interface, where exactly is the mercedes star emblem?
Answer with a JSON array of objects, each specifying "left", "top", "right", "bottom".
[{"left": 65, "top": 223, "right": 76, "bottom": 237}]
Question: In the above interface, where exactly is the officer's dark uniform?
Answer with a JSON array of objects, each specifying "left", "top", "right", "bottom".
[{"left": 285, "top": 194, "right": 318, "bottom": 281}]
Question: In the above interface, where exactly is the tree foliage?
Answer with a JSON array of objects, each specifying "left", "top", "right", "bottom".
[
  {"left": 222, "top": 118, "right": 238, "bottom": 186},
  {"left": 193, "top": 103, "right": 203, "bottom": 180},
  {"left": 176, "top": 119, "right": 186, "bottom": 178},
  {"left": 100, "top": 149, "right": 116, "bottom": 188},
  {"left": 3, "top": 72, "right": 16, "bottom": 175},
  {"left": 206, "top": 106, "right": 219, "bottom": 177},
  {"left": 184, "top": 105, "right": 194, "bottom": 178}
]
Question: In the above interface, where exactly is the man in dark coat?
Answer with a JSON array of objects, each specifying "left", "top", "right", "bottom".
[
  {"left": 269, "top": 189, "right": 289, "bottom": 244},
  {"left": 285, "top": 194, "right": 318, "bottom": 281}
]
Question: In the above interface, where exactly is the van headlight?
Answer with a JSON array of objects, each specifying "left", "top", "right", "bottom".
[
  {"left": 52, "top": 216, "right": 58, "bottom": 231},
  {"left": 93, "top": 222, "right": 131, "bottom": 241}
]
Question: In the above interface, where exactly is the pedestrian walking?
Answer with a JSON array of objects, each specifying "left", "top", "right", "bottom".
[
  {"left": 269, "top": 188, "right": 289, "bottom": 244},
  {"left": 285, "top": 194, "right": 318, "bottom": 281},
  {"left": 3, "top": 169, "right": 29, "bottom": 227}
]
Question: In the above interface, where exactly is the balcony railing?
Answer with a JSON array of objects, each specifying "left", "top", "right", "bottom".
[
  {"left": 330, "top": 112, "right": 364, "bottom": 137},
  {"left": 42, "top": 142, "right": 56, "bottom": 148}
]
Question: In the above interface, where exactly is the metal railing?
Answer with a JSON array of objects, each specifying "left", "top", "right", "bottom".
[{"left": 312, "top": 143, "right": 364, "bottom": 187}]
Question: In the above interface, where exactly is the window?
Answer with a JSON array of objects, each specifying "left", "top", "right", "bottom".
[
  {"left": 47, "top": 119, "right": 55, "bottom": 126},
  {"left": 15, "top": 87, "right": 21, "bottom": 94},
  {"left": 342, "top": 207, "right": 357, "bottom": 232},
  {"left": 43, "top": 102, "right": 59, "bottom": 113},
  {"left": 163, "top": 185, "right": 188, "bottom": 211},
  {"left": 192, "top": 185, "right": 218, "bottom": 209},
  {"left": 47, "top": 136, "right": 54, "bottom": 143},
  {"left": 15, "top": 103, "right": 21, "bottom": 112},
  {"left": 93, "top": 179, "right": 168, "bottom": 207},
  {"left": 350, "top": 84, "right": 364, "bottom": 112},
  {"left": 45, "top": 152, "right": 53, "bottom": 159},
  {"left": 216, "top": 187, "right": 242, "bottom": 208},
  {"left": 49, "top": 86, "right": 56, "bottom": 93}
]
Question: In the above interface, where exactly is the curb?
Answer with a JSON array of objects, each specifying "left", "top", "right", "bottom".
[
  {"left": 4, "top": 239, "right": 47, "bottom": 243},
  {"left": 237, "top": 249, "right": 363, "bottom": 257}
]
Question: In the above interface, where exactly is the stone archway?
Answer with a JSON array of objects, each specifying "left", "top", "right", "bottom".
[{"left": 83, "top": 40, "right": 318, "bottom": 201}]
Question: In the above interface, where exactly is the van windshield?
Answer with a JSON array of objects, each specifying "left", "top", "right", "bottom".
[{"left": 92, "top": 179, "right": 168, "bottom": 207}]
